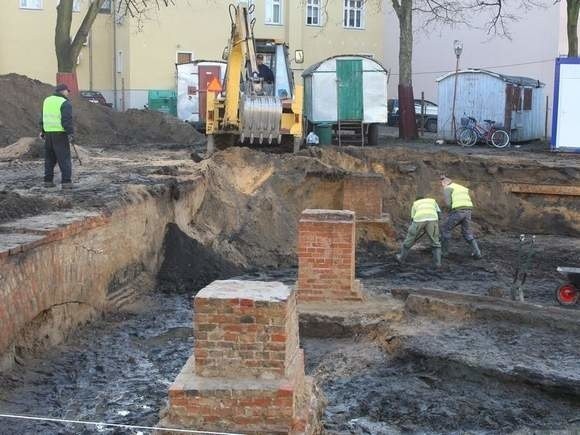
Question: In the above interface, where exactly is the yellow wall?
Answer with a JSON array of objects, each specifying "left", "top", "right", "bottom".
[
  {"left": 0, "top": 1, "right": 113, "bottom": 89},
  {"left": 0, "top": 0, "right": 385, "bottom": 108}
]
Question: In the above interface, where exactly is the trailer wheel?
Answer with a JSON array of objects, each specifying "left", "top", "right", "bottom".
[
  {"left": 555, "top": 283, "right": 579, "bottom": 306},
  {"left": 367, "top": 123, "right": 380, "bottom": 146},
  {"left": 426, "top": 118, "right": 438, "bottom": 133}
]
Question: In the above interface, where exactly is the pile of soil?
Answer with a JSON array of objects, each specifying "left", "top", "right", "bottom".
[
  {"left": 157, "top": 223, "right": 242, "bottom": 292},
  {"left": 0, "top": 137, "right": 43, "bottom": 161},
  {"left": 0, "top": 74, "right": 205, "bottom": 146},
  {"left": 0, "top": 190, "right": 68, "bottom": 224}
]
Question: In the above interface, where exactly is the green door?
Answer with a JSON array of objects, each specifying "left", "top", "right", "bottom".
[{"left": 337, "top": 59, "right": 363, "bottom": 121}]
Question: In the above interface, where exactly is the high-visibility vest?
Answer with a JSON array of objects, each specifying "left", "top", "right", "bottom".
[
  {"left": 449, "top": 183, "right": 473, "bottom": 209},
  {"left": 411, "top": 198, "right": 439, "bottom": 222},
  {"left": 42, "top": 95, "right": 67, "bottom": 132}
]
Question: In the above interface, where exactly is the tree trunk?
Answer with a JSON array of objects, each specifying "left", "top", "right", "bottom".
[
  {"left": 394, "top": 0, "right": 418, "bottom": 140},
  {"left": 568, "top": 0, "right": 580, "bottom": 57},
  {"left": 55, "top": 0, "right": 103, "bottom": 94}
]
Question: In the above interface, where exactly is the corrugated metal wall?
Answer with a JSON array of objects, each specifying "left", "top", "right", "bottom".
[
  {"left": 437, "top": 73, "right": 505, "bottom": 141},
  {"left": 510, "top": 87, "right": 545, "bottom": 142}
]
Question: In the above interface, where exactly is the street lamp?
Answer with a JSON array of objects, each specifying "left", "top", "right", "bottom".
[{"left": 451, "top": 40, "right": 463, "bottom": 141}]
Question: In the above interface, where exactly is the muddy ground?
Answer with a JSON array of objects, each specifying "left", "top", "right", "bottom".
[
  {"left": 0, "top": 140, "right": 578, "bottom": 433},
  {"left": 1, "top": 267, "right": 580, "bottom": 434}
]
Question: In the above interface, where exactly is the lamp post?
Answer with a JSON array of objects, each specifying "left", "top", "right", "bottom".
[{"left": 451, "top": 40, "right": 463, "bottom": 141}]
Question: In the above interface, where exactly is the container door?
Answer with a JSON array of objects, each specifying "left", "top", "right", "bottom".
[
  {"left": 337, "top": 59, "right": 363, "bottom": 121},
  {"left": 199, "top": 65, "right": 222, "bottom": 122}
]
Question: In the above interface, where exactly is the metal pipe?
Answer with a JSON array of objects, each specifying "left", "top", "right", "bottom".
[
  {"left": 451, "top": 55, "right": 460, "bottom": 141},
  {"left": 112, "top": 0, "right": 117, "bottom": 110},
  {"left": 89, "top": 30, "right": 93, "bottom": 90}
]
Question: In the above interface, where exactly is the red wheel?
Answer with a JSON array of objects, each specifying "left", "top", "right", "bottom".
[{"left": 555, "top": 283, "right": 579, "bottom": 306}]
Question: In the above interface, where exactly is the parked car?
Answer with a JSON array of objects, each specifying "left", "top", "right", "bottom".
[
  {"left": 80, "top": 90, "right": 112, "bottom": 107},
  {"left": 388, "top": 98, "right": 438, "bottom": 133}
]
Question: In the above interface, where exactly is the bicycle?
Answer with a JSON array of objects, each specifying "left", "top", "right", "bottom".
[{"left": 457, "top": 116, "right": 510, "bottom": 148}]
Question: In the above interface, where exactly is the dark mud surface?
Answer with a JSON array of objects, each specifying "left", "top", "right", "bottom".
[
  {"left": 304, "top": 338, "right": 580, "bottom": 435},
  {"left": 364, "top": 234, "right": 580, "bottom": 308},
  {"left": 0, "top": 190, "right": 68, "bottom": 224},
  {"left": 1, "top": 241, "right": 580, "bottom": 434},
  {"left": 0, "top": 292, "right": 193, "bottom": 434}
]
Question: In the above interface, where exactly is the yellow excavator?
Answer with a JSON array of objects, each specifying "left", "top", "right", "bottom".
[{"left": 205, "top": 3, "right": 303, "bottom": 154}]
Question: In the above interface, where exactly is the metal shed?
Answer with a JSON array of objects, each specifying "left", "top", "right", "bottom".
[
  {"left": 302, "top": 55, "right": 389, "bottom": 145},
  {"left": 437, "top": 69, "right": 545, "bottom": 142},
  {"left": 176, "top": 60, "right": 226, "bottom": 130}
]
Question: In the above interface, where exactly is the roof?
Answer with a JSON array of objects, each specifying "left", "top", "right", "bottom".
[
  {"left": 302, "top": 54, "right": 388, "bottom": 77},
  {"left": 436, "top": 69, "right": 544, "bottom": 88}
]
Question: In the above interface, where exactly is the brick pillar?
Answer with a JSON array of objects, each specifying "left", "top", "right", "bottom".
[
  {"left": 342, "top": 173, "right": 384, "bottom": 219},
  {"left": 296, "top": 209, "right": 363, "bottom": 302},
  {"left": 164, "top": 280, "right": 320, "bottom": 434}
]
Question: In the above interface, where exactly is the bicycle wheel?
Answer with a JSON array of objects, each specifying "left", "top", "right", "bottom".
[
  {"left": 457, "top": 127, "right": 476, "bottom": 147},
  {"left": 491, "top": 129, "right": 510, "bottom": 148}
]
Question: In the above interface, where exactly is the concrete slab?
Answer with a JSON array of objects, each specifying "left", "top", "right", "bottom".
[
  {"left": 298, "top": 295, "right": 405, "bottom": 338},
  {"left": 196, "top": 279, "right": 291, "bottom": 302}
]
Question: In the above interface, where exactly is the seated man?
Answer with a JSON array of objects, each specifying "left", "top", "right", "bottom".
[{"left": 256, "top": 54, "right": 274, "bottom": 84}]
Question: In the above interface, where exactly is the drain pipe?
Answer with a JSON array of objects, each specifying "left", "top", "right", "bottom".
[
  {"left": 89, "top": 30, "right": 93, "bottom": 90},
  {"left": 112, "top": 0, "right": 117, "bottom": 110}
]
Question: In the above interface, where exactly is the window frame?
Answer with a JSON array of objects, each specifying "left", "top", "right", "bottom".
[
  {"left": 265, "top": 0, "right": 283, "bottom": 26},
  {"left": 99, "top": 0, "right": 112, "bottom": 13},
  {"left": 343, "top": 0, "right": 365, "bottom": 30},
  {"left": 306, "top": 0, "right": 322, "bottom": 26},
  {"left": 176, "top": 51, "right": 194, "bottom": 65},
  {"left": 20, "top": 0, "right": 43, "bottom": 10}
]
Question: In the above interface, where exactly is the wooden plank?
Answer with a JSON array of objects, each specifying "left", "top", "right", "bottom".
[{"left": 506, "top": 183, "right": 580, "bottom": 196}]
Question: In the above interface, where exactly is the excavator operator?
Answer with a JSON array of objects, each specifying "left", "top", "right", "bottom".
[{"left": 256, "top": 54, "right": 274, "bottom": 84}]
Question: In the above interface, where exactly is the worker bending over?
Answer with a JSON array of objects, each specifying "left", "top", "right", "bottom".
[
  {"left": 396, "top": 195, "right": 442, "bottom": 268},
  {"left": 440, "top": 176, "right": 482, "bottom": 259}
]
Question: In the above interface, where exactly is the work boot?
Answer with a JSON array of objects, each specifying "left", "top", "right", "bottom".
[
  {"left": 395, "top": 247, "right": 409, "bottom": 264},
  {"left": 432, "top": 248, "right": 442, "bottom": 269},
  {"left": 469, "top": 239, "right": 482, "bottom": 259},
  {"left": 43, "top": 181, "right": 56, "bottom": 188},
  {"left": 61, "top": 182, "right": 74, "bottom": 190},
  {"left": 441, "top": 239, "right": 449, "bottom": 257}
]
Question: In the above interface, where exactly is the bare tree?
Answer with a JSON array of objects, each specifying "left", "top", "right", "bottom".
[
  {"left": 563, "top": 0, "right": 580, "bottom": 56},
  {"left": 55, "top": 0, "right": 174, "bottom": 94}
]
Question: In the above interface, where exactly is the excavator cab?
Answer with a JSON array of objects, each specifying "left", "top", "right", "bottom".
[{"left": 205, "top": 3, "right": 303, "bottom": 154}]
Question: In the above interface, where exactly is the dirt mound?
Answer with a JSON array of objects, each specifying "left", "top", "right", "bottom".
[
  {"left": 0, "top": 74, "right": 205, "bottom": 146},
  {"left": 157, "top": 223, "right": 242, "bottom": 292},
  {"left": 0, "top": 137, "right": 43, "bottom": 161},
  {"left": 0, "top": 190, "right": 69, "bottom": 223}
]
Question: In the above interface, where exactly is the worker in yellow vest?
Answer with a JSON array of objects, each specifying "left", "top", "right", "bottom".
[
  {"left": 396, "top": 195, "right": 442, "bottom": 268},
  {"left": 39, "top": 83, "right": 74, "bottom": 189},
  {"left": 440, "top": 176, "right": 482, "bottom": 259}
]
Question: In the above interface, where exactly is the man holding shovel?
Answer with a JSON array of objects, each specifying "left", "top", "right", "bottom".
[{"left": 40, "top": 83, "right": 76, "bottom": 189}]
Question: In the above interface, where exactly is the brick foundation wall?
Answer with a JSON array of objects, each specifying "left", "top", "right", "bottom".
[
  {"left": 296, "top": 209, "right": 363, "bottom": 302},
  {"left": 165, "top": 280, "right": 319, "bottom": 434},
  {"left": 193, "top": 280, "right": 300, "bottom": 379},
  {"left": 343, "top": 174, "right": 384, "bottom": 219}
]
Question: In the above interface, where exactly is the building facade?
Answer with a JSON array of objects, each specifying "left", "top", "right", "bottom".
[
  {"left": 383, "top": 1, "right": 566, "bottom": 134},
  {"left": 0, "top": 0, "right": 385, "bottom": 110}
]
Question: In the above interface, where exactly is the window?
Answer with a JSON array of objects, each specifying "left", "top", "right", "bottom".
[
  {"left": 99, "top": 0, "right": 112, "bottom": 13},
  {"left": 265, "top": 0, "right": 282, "bottom": 25},
  {"left": 177, "top": 52, "right": 193, "bottom": 64},
  {"left": 20, "top": 0, "right": 42, "bottom": 10},
  {"left": 523, "top": 88, "right": 532, "bottom": 111},
  {"left": 343, "top": 0, "right": 364, "bottom": 29},
  {"left": 73, "top": 0, "right": 81, "bottom": 12},
  {"left": 306, "top": 0, "right": 321, "bottom": 26}
]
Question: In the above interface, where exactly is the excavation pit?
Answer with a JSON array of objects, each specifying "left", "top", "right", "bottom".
[{"left": 0, "top": 144, "right": 578, "bottom": 433}]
